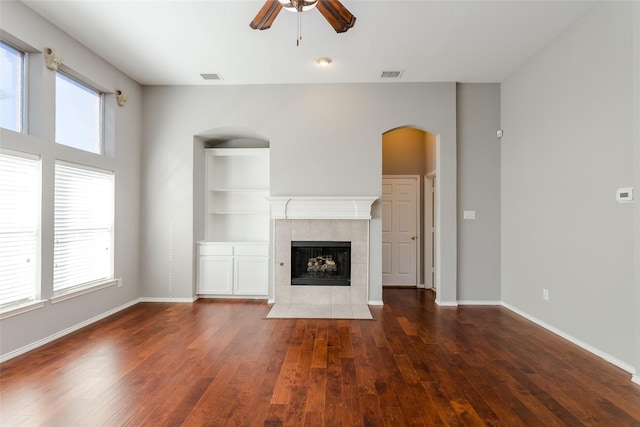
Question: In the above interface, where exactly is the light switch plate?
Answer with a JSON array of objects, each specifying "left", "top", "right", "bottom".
[{"left": 463, "top": 210, "right": 476, "bottom": 220}]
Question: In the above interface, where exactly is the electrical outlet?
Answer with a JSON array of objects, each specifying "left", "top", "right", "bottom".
[
  {"left": 542, "top": 288, "right": 549, "bottom": 301},
  {"left": 117, "top": 278, "right": 123, "bottom": 288}
]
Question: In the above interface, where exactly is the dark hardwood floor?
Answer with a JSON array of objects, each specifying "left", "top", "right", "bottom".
[{"left": 1, "top": 288, "right": 639, "bottom": 426}]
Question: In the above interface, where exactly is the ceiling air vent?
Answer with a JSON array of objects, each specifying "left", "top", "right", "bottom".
[
  {"left": 380, "top": 70, "right": 403, "bottom": 79},
  {"left": 200, "top": 73, "right": 223, "bottom": 81}
]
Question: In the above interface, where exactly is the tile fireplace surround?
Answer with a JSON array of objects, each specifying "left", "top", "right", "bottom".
[{"left": 266, "top": 197, "right": 377, "bottom": 319}]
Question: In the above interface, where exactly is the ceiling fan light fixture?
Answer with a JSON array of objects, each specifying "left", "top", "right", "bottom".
[
  {"left": 278, "top": 0, "right": 319, "bottom": 12},
  {"left": 316, "top": 57, "right": 332, "bottom": 66}
]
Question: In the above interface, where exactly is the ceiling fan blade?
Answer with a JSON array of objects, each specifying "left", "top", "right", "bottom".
[
  {"left": 250, "top": 0, "right": 283, "bottom": 30},
  {"left": 317, "top": 0, "right": 356, "bottom": 33}
]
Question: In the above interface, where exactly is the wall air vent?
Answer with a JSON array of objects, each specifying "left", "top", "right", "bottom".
[
  {"left": 200, "top": 73, "right": 223, "bottom": 80},
  {"left": 380, "top": 70, "right": 403, "bottom": 79}
]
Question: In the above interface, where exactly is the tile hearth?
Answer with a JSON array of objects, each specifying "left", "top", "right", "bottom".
[{"left": 265, "top": 303, "right": 373, "bottom": 319}]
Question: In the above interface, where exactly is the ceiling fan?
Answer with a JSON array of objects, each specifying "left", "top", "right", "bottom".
[{"left": 250, "top": 0, "right": 356, "bottom": 33}]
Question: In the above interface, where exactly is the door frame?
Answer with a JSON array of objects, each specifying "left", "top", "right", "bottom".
[
  {"left": 424, "top": 173, "right": 436, "bottom": 290},
  {"left": 382, "top": 175, "right": 421, "bottom": 287}
]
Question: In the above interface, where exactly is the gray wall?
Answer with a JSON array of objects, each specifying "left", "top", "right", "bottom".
[
  {"left": 501, "top": 1, "right": 637, "bottom": 368},
  {"left": 140, "top": 83, "right": 462, "bottom": 305},
  {"left": 632, "top": 1, "right": 640, "bottom": 384},
  {"left": 457, "top": 83, "right": 501, "bottom": 302},
  {"left": 0, "top": 2, "right": 142, "bottom": 358}
]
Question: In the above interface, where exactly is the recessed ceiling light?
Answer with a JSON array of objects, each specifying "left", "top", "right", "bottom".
[{"left": 316, "top": 57, "right": 332, "bottom": 66}]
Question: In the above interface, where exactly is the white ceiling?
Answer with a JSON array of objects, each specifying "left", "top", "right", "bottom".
[{"left": 21, "top": 0, "right": 597, "bottom": 86}]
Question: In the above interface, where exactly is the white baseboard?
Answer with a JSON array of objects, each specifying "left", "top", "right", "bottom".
[
  {"left": 139, "top": 296, "right": 197, "bottom": 303},
  {"left": 368, "top": 300, "right": 384, "bottom": 306},
  {"left": 435, "top": 298, "right": 458, "bottom": 307},
  {"left": 457, "top": 300, "right": 502, "bottom": 306},
  {"left": 502, "top": 302, "right": 636, "bottom": 376},
  {"left": 195, "top": 295, "right": 268, "bottom": 301},
  {"left": 0, "top": 298, "right": 141, "bottom": 363},
  {"left": 632, "top": 374, "right": 640, "bottom": 385}
]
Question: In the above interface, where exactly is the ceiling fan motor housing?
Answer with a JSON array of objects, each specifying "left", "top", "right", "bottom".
[{"left": 279, "top": 0, "right": 319, "bottom": 12}]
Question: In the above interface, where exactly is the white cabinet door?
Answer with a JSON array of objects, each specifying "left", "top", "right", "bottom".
[
  {"left": 234, "top": 256, "right": 268, "bottom": 295},
  {"left": 198, "top": 256, "right": 233, "bottom": 294}
]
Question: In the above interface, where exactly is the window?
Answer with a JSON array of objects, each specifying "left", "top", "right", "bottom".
[
  {"left": 54, "top": 162, "right": 114, "bottom": 293},
  {"left": 55, "top": 72, "right": 103, "bottom": 154},
  {"left": 0, "top": 150, "right": 40, "bottom": 307},
  {"left": 0, "top": 41, "right": 25, "bottom": 132}
]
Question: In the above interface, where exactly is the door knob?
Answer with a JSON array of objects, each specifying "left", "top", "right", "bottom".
[{"left": 411, "top": 235, "right": 416, "bottom": 240}]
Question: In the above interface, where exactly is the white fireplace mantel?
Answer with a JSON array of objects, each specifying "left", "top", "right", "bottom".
[{"left": 267, "top": 196, "right": 378, "bottom": 220}]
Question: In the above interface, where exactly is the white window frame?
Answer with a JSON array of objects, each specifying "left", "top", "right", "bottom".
[
  {"left": 52, "top": 161, "right": 115, "bottom": 299},
  {"left": 0, "top": 40, "right": 26, "bottom": 133},
  {"left": 55, "top": 70, "right": 105, "bottom": 155},
  {"left": 0, "top": 149, "right": 44, "bottom": 319}
]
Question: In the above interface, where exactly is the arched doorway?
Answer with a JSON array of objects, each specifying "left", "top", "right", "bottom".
[{"left": 381, "top": 127, "right": 437, "bottom": 291}]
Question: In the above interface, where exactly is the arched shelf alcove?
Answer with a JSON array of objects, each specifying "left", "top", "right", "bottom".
[
  {"left": 193, "top": 127, "right": 271, "bottom": 299},
  {"left": 193, "top": 127, "right": 271, "bottom": 241},
  {"left": 198, "top": 126, "right": 270, "bottom": 148}
]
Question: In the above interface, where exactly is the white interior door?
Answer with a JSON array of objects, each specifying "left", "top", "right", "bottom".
[{"left": 382, "top": 176, "right": 418, "bottom": 286}]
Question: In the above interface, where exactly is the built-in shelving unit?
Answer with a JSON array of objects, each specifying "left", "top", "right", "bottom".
[
  {"left": 198, "top": 147, "right": 270, "bottom": 297},
  {"left": 205, "top": 148, "right": 270, "bottom": 242}
]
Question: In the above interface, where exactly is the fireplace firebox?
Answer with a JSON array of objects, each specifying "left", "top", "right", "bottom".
[{"left": 291, "top": 241, "right": 351, "bottom": 286}]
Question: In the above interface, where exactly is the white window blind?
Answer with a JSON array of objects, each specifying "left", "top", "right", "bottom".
[
  {"left": 54, "top": 162, "right": 114, "bottom": 293},
  {"left": 0, "top": 151, "right": 39, "bottom": 307}
]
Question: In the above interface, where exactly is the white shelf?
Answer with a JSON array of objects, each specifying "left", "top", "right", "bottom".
[
  {"left": 210, "top": 188, "right": 269, "bottom": 192},
  {"left": 205, "top": 148, "right": 270, "bottom": 242},
  {"left": 207, "top": 149, "right": 269, "bottom": 191},
  {"left": 200, "top": 148, "right": 270, "bottom": 297},
  {"left": 208, "top": 148, "right": 266, "bottom": 157},
  {"left": 210, "top": 211, "right": 269, "bottom": 215}
]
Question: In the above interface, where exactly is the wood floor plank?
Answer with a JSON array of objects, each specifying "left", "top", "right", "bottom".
[
  {"left": 322, "top": 346, "right": 343, "bottom": 424},
  {"left": 2, "top": 289, "right": 640, "bottom": 426}
]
